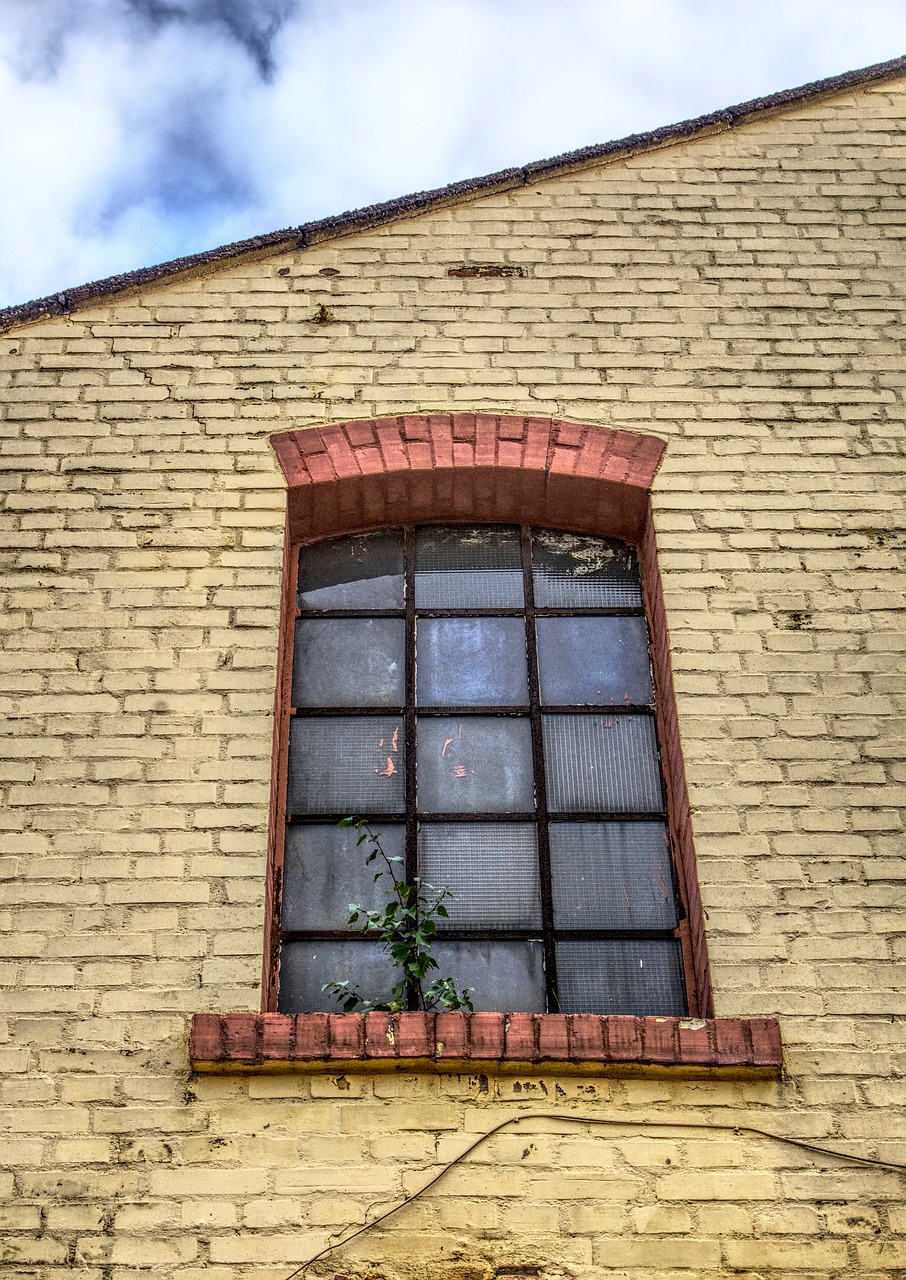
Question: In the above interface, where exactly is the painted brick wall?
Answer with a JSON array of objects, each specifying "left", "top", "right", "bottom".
[{"left": 0, "top": 79, "right": 904, "bottom": 1278}]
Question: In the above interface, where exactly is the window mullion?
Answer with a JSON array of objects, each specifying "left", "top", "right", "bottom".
[
  {"left": 521, "top": 526, "right": 559, "bottom": 1013},
  {"left": 403, "top": 526, "right": 419, "bottom": 1010}
]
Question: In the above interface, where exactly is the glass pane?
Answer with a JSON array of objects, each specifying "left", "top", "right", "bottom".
[
  {"left": 556, "top": 940, "right": 687, "bottom": 1016},
  {"left": 418, "top": 823, "right": 542, "bottom": 928},
  {"left": 431, "top": 941, "right": 546, "bottom": 1013},
  {"left": 417, "top": 717, "right": 534, "bottom": 814},
  {"left": 292, "top": 619, "right": 405, "bottom": 708},
  {"left": 278, "top": 940, "right": 397, "bottom": 1013},
  {"left": 550, "top": 822, "right": 677, "bottom": 929},
  {"left": 297, "top": 530, "right": 404, "bottom": 610},
  {"left": 415, "top": 526, "right": 524, "bottom": 608},
  {"left": 287, "top": 716, "right": 404, "bottom": 815},
  {"left": 537, "top": 616, "right": 653, "bottom": 707},
  {"left": 282, "top": 823, "right": 405, "bottom": 931},
  {"left": 417, "top": 618, "right": 529, "bottom": 707},
  {"left": 532, "top": 529, "right": 642, "bottom": 608},
  {"left": 543, "top": 714, "right": 664, "bottom": 813}
]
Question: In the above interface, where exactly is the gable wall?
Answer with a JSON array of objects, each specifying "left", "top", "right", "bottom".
[{"left": 1, "top": 81, "right": 904, "bottom": 1277}]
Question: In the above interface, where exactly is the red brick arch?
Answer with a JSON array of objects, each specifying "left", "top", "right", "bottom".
[{"left": 269, "top": 413, "right": 666, "bottom": 545}]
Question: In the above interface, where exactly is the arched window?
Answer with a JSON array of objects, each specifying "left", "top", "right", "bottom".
[
  {"left": 278, "top": 523, "right": 686, "bottom": 1017},
  {"left": 263, "top": 415, "right": 714, "bottom": 1024}
]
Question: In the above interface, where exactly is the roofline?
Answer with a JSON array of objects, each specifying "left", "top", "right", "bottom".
[{"left": 3, "top": 52, "right": 906, "bottom": 333}]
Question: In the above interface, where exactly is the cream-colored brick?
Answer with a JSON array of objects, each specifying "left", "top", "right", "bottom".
[{"left": 1, "top": 73, "right": 905, "bottom": 1280}]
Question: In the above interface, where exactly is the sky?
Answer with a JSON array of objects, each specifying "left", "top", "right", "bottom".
[{"left": 1, "top": 0, "right": 906, "bottom": 309}]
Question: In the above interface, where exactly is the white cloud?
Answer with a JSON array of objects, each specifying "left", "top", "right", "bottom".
[{"left": 1, "top": 0, "right": 905, "bottom": 307}]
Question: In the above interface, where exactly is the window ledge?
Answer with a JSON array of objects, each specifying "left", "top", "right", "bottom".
[{"left": 190, "top": 1012, "right": 782, "bottom": 1075}]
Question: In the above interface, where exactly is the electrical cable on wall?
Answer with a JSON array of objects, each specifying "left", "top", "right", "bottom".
[{"left": 280, "top": 1109, "right": 906, "bottom": 1280}]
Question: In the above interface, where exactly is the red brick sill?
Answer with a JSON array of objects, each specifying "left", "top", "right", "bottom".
[{"left": 190, "top": 1013, "right": 782, "bottom": 1074}]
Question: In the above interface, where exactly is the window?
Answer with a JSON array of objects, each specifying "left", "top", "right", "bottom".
[
  {"left": 275, "top": 523, "right": 688, "bottom": 1018},
  {"left": 190, "top": 415, "right": 784, "bottom": 1071}
]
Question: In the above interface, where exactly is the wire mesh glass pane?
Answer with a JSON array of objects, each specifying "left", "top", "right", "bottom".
[
  {"left": 416, "top": 618, "right": 529, "bottom": 707},
  {"left": 415, "top": 526, "right": 524, "bottom": 608},
  {"left": 536, "top": 616, "right": 653, "bottom": 706},
  {"left": 417, "top": 717, "right": 534, "bottom": 814},
  {"left": 556, "top": 940, "right": 687, "bottom": 1015},
  {"left": 278, "top": 940, "right": 397, "bottom": 1013},
  {"left": 543, "top": 714, "right": 664, "bottom": 813},
  {"left": 532, "top": 530, "right": 643, "bottom": 608},
  {"left": 292, "top": 619, "right": 405, "bottom": 708},
  {"left": 297, "top": 530, "right": 404, "bottom": 610},
  {"left": 431, "top": 941, "right": 546, "bottom": 1012},
  {"left": 282, "top": 823, "right": 406, "bottom": 931},
  {"left": 418, "top": 823, "right": 542, "bottom": 928},
  {"left": 549, "top": 822, "right": 677, "bottom": 929},
  {"left": 287, "top": 716, "right": 404, "bottom": 815}
]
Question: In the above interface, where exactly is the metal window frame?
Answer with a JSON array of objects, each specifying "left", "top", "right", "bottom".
[{"left": 267, "top": 523, "right": 695, "bottom": 1016}]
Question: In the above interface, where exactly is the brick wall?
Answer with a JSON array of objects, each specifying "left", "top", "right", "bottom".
[{"left": 0, "top": 80, "right": 904, "bottom": 1277}]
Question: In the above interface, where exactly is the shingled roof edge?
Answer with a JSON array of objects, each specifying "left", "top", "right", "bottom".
[{"left": 2, "top": 52, "right": 905, "bottom": 332}]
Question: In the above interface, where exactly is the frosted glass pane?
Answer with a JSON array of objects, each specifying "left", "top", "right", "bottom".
[
  {"left": 417, "top": 618, "right": 529, "bottom": 707},
  {"left": 418, "top": 823, "right": 541, "bottom": 928},
  {"left": 292, "top": 619, "right": 405, "bottom": 707},
  {"left": 287, "top": 716, "right": 404, "bottom": 815},
  {"left": 550, "top": 822, "right": 677, "bottom": 929},
  {"left": 543, "top": 714, "right": 664, "bottom": 812},
  {"left": 431, "top": 941, "right": 545, "bottom": 1013},
  {"left": 536, "top": 617, "right": 653, "bottom": 706},
  {"left": 415, "top": 526, "right": 524, "bottom": 608},
  {"left": 417, "top": 717, "right": 534, "bottom": 813},
  {"left": 297, "top": 531, "right": 404, "bottom": 610},
  {"left": 278, "top": 940, "right": 396, "bottom": 1013},
  {"left": 556, "top": 940, "right": 686, "bottom": 1015},
  {"left": 282, "top": 823, "right": 405, "bottom": 931},
  {"left": 532, "top": 530, "right": 642, "bottom": 608}
]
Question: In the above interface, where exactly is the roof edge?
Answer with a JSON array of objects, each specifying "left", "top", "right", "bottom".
[{"left": 3, "top": 52, "right": 905, "bottom": 333}]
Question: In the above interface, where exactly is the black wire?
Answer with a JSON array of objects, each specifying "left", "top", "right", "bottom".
[{"left": 281, "top": 1109, "right": 906, "bottom": 1280}]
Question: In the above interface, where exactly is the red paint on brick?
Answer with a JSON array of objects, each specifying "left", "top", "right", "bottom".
[
  {"left": 189, "top": 1013, "right": 223, "bottom": 1061},
  {"left": 537, "top": 1014, "right": 570, "bottom": 1061},
  {"left": 568, "top": 1015, "right": 606, "bottom": 1061},
  {"left": 294, "top": 1012, "right": 329, "bottom": 1059},
  {"left": 396, "top": 1012, "right": 435, "bottom": 1057},
  {"left": 504, "top": 1014, "right": 537, "bottom": 1061},
  {"left": 641, "top": 1017, "right": 678, "bottom": 1065},
  {"left": 364, "top": 1012, "right": 397, "bottom": 1059},
  {"left": 435, "top": 1011, "right": 470, "bottom": 1059},
  {"left": 190, "top": 1013, "right": 782, "bottom": 1070},
  {"left": 469, "top": 1012, "right": 505, "bottom": 1059}
]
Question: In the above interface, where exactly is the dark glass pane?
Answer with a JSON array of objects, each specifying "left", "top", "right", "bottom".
[
  {"left": 543, "top": 714, "right": 664, "bottom": 812},
  {"left": 292, "top": 619, "right": 405, "bottom": 707},
  {"left": 415, "top": 525, "right": 524, "bottom": 608},
  {"left": 417, "top": 717, "right": 534, "bottom": 814},
  {"left": 416, "top": 618, "right": 529, "bottom": 707},
  {"left": 282, "top": 823, "right": 405, "bottom": 931},
  {"left": 418, "top": 823, "right": 542, "bottom": 928},
  {"left": 532, "top": 529, "right": 642, "bottom": 608},
  {"left": 297, "top": 531, "right": 404, "bottom": 610},
  {"left": 556, "top": 940, "right": 687, "bottom": 1015},
  {"left": 431, "top": 941, "right": 545, "bottom": 1012},
  {"left": 287, "top": 716, "right": 404, "bottom": 815},
  {"left": 549, "top": 822, "right": 677, "bottom": 929},
  {"left": 278, "top": 940, "right": 396, "bottom": 1013},
  {"left": 536, "top": 616, "right": 653, "bottom": 706}
]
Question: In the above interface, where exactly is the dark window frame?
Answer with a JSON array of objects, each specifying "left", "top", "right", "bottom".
[{"left": 278, "top": 523, "right": 689, "bottom": 1017}]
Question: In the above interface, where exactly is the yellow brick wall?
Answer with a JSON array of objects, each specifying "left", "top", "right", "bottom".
[{"left": 1, "top": 80, "right": 904, "bottom": 1278}]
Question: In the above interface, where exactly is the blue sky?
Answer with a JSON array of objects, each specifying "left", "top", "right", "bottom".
[{"left": 2, "top": 0, "right": 906, "bottom": 308}]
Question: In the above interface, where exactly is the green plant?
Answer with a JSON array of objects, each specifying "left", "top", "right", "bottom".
[{"left": 322, "top": 818, "right": 475, "bottom": 1014}]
